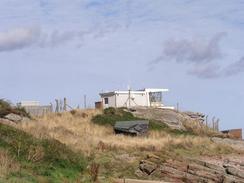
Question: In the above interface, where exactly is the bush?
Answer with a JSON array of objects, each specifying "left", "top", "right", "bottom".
[{"left": 92, "top": 107, "right": 138, "bottom": 126}]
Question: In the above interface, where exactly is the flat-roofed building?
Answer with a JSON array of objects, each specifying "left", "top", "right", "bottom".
[{"left": 99, "top": 88, "right": 174, "bottom": 109}]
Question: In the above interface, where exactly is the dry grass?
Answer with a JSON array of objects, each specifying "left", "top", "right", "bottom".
[
  {"left": 0, "top": 149, "right": 19, "bottom": 178},
  {"left": 182, "top": 119, "right": 225, "bottom": 137},
  {"left": 17, "top": 110, "right": 232, "bottom": 156}
]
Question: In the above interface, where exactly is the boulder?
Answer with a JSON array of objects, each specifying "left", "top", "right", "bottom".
[
  {"left": 0, "top": 118, "right": 17, "bottom": 126},
  {"left": 226, "top": 166, "right": 244, "bottom": 179},
  {"left": 4, "top": 113, "right": 22, "bottom": 123},
  {"left": 139, "top": 160, "right": 158, "bottom": 175},
  {"left": 131, "top": 107, "right": 189, "bottom": 130}
]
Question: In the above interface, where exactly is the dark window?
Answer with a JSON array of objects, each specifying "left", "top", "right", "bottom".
[
  {"left": 149, "top": 92, "right": 162, "bottom": 103},
  {"left": 104, "top": 98, "right": 109, "bottom": 104}
]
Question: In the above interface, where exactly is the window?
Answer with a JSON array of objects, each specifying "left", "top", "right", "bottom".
[
  {"left": 104, "top": 98, "right": 109, "bottom": 104},
  {"left": 149, "top": 92, "right": 162, "bottom": 103}
]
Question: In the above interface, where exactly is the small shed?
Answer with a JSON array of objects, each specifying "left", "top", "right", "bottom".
[{"left": 114, "top": 120, "right": 149, "bottom": 136}]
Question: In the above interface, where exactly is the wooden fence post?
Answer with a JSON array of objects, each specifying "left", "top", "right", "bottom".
[
  {"left": 55, "top": 99, "right": 59, "bottom": 113},
  {"left": 64, "top": 97, "right": 67, "bottom": 111}
]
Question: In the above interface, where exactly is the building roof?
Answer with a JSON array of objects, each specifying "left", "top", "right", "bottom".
[
  {"left": 99, "top": 88, "right": 169, "bottom": 97},
  {"left": 114, "top": 120, "right": 149, "bottom": 135},
  {"left": 114, "top": 120, "right": 149, "bottom": 130}
]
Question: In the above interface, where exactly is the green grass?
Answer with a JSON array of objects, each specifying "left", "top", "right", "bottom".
[
  {"left": 0, "top": 123, "right": 87, "bottom": 182},
  {"left": 92, "top": 107, "right": 194, "bottom": 136}
]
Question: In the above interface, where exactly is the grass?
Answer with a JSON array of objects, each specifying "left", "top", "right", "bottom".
[
  {"left": 18, "top": 109, "right": 236, "bottom": 157},
  {"left": 15, "top": 108, "right": 239, "bottom": 181},
  {"left": 0, "top": 123, "right": 87, "bottom": 182}
]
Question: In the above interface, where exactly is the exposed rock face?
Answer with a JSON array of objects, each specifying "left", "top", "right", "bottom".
[
  {"left": 183, "top": 111, "right": 205, "bottom": 123},
  {"left": 136, "top": 155, "right": 244, "bottom": 183},
  {"left": 4, "top": 113, "right": 22, "bottom": 122},
  {"left": 131, "top": 107, "right": 197, "bottom": 130},
  {"left": 0, "top": 113, "right": 30, "bottom": 126}
]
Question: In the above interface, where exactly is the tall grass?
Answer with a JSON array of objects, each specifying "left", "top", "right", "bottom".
[
  {"left": 0, "top": 149, "right": 19, "bottom": 178},
  {"left": 18, "top": 109, "right": 234, "bottom": 156}
]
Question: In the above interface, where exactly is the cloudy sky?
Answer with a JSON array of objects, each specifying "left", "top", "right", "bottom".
[{"left": 1, "top": 0, "right": 244, "bottom": 131}]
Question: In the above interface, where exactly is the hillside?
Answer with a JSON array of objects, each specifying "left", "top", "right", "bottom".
[
  {"left": 13, "top": 107, "right": 244, "bottom": 182},
  {"left": 0, "top": 123, "right": 88, "bottom": 182},
  {"left": 0, "top": 100, "right": 244, "bottom": 182}
]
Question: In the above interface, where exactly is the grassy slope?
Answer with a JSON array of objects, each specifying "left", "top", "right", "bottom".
[
  {"left": 13, "top": 108, "right": 237, "bottom": 182},
  {"left": 0, "top": 123, "right": 87, "bottom": 183}
]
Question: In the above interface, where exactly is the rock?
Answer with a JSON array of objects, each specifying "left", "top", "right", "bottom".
[
  {"left": 135, "top": 169, "right": 146, "bottom": 177},
  {"left": 0, "top": 118, "right": 17, "bottom": 126},
  {"left": 4, "top": 113, "right": 22, "bottom": 123},
  {"left": 183, "top": 111, "right": 205, "bottom": 123},
  {"left": 137, "top": 155, "right": 244, "bottom": 182},
  {"left": 187, "top": 163, "right": 224, "bottom": 182},
  {"left": 211, "top": 137, "right": 244, "bottom": 151},
  {"left": 139, "top": 160, "right": 158, "bottom": 175},
  {"left": 223, "top": 174, "right": 244, "bottom": 183},
  {"left": 226, "top": 166, "right": 244, "bottom": 179},
  {"left": 21, "top": 117, "right": 31, "bottom": 122},
  {"left": 131, "top": 107, "right": 189, "bottom": 130}
]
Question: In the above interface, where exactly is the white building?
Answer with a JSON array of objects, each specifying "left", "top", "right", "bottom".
[
  {"left": 17, "top": 101, "right": 40, "bottom": 107},
  {"left": 99, "top": 88, "right": 174, "bottom": 109}
]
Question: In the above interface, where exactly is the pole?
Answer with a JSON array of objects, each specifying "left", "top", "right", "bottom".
[
  {"left": 64, "top": 97, "right": 67, "bottom": 111},
  {"left": 55, "top": 99, "right": 59, "bottom": 113},
  {"left": 128, "top": 89, "right": 131, "bottom": 108},
  {"left": 84, "top": 95, "right": 87, "bottom": 109}
]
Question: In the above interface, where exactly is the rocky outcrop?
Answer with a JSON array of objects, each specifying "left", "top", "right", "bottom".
[
  {"left": 0, "top": 113, "right": 30, "bottom": 126},
  {"left": 131, "top": 107, "right": 192, "bottom": 130},
  {"left": 136, "top": 155, "right": 244, "bottom": 183},
  {"left": 183, "top": 111, "right": 205, "bottom": 123},
  {"left": 4, "top": 113, "right": 22, "bottom": 122}
]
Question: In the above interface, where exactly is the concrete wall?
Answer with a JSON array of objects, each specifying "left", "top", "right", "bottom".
[
  {"left": 24, "top": 105, "right": 53, "bottom": 117},
  {"left": 102, "top": 93, "right": 148, "bottom": 108},
  {"left": 115, "top": 93, "right": 148, "bottom": 107},
  {"left": 102, "top": 95, "right": 116, "bottom": 108}
]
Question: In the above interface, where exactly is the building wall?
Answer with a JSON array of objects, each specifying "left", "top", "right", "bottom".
[
  {"left": 102, "top": 95, "right": 116, "bottom": 108},
  {"left": 24, "top": 105, "right": 53, "bottom": 117},
  {"left": 115, "top": 93, "right": 148, "bottom": 107},
  {"left": 102, "top": 93, "right": 149, "bottom": 108}
]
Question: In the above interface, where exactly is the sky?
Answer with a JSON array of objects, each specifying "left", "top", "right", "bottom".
[{"left": 0, "top": 0, "right": 244, "bottom": 131}]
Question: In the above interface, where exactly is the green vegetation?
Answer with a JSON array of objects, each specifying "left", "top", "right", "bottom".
[
  {"left": 0, "top": 99, "right": 29, "bottom": 118},
  {"left": 92, "top": 107, "right": 194, "bottom": 136},
  {"left": 0, "top": 123, "right": 87, "bottom": 182},
  {"left": 92, "top": 107, "right": 138, "bottom": 126}
]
